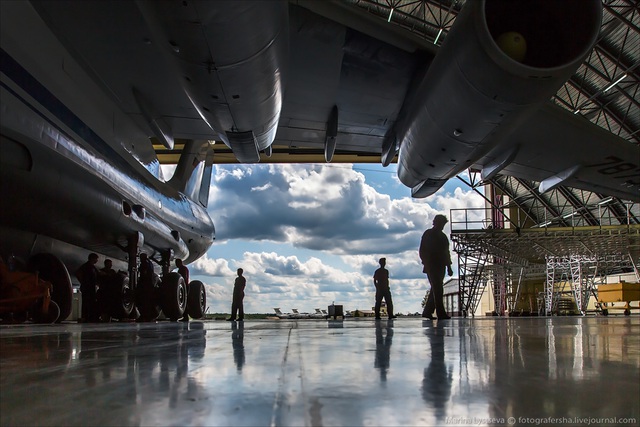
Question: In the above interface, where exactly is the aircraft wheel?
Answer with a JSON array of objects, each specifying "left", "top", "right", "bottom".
[
  {"left": 27, "top": 253, "right": 73, "bottom": 322},
  {"left": 161, "top": 272, "right": 186, "bottom": 321},
  {"left": 110, "top": 273, "right": 134, "bottom": 319},
  {"left": 186, "top": 280, "right": 206, "bottom": 319},
  {"left": 602, "top": 309, "right": 609, "bottom": 316},
  {"left": 624, "top": 309, "right": 630, "bottom": 316},
  {"left": 32, "top": 300, "right": 60, "bottom": 324}
]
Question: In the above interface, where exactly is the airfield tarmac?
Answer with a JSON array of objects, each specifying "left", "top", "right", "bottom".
[{"left": 1, "top": 316, "right": 638, "bottom": 427}]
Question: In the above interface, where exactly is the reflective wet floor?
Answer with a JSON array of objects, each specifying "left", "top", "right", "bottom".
[{"left": 1, "top": 317, "right": 639, "bottom": 426}]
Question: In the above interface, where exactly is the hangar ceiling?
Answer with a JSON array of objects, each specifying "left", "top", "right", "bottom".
[
  {"left": 344, "top": 0, "right": 639, "bottom": 226},
  {"left": 346, "top": 0, "right": 639, "bottom": 144}
]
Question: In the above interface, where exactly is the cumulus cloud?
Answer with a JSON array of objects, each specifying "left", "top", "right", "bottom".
[
  {"left": 190, "top": 254, "right": 234, "bottom": 277},
  {"left": 208, "top": 164, "right": 482, "bottom": 254},
  {"left": 195, "top": 163, "right": 485, "bottom": 314}
]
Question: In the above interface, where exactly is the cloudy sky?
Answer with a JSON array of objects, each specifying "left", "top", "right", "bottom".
[{"left": 168, "top": 163, "right": 485, "bottom": 315}]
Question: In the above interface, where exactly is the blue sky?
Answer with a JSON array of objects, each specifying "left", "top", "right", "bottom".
[{"left": 165, "top": 163, "right": 485, "bottom": 315}]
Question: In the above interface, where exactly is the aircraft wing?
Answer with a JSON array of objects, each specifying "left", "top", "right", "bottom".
[
  {"left": 473, "top": 103, "right": 640, "bottom": 202},
  {"left": 22, "top": 0, "right": 638, "bottom": 202}
]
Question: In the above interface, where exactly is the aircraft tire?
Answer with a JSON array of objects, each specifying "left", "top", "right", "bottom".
[
  {"left": 186, "top": 280, "right": 206, "bottom": 319},
  {"left": 32, "top": 300, "right": 60, "bottom": 324},
  {"left": 161, "top": 272, "right": 186, "bottom": 321},
  {"left": 27, "top": 253, "right": 73, "bottom": 322},
  {"left": 110, "top": 273, "right": 134, "bottom": 320}
]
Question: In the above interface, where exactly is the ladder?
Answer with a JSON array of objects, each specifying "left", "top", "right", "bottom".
[{"left": 458, "top": 242, "right": 490, "bottom": 317}]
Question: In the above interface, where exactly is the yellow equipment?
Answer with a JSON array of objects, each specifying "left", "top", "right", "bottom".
[{"left": 597, "top": 282, "right": 640, "bottom": 316}]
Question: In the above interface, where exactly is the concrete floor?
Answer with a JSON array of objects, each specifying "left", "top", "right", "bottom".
[{"left": 1, "top": 317, "right": 638, "bottom": 427}]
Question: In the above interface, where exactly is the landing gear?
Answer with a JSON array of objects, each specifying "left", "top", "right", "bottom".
[
  {"left": 98, "top": 272, "right": 134, "bottom": 320},
  {"left": 26, "top": 253, "right": 73, "bottom": 322},
  {"left": 161, "top": 272, "right": 186, "bottom": 321},
  {"left": 122, "top": 234, "right": 194, "bottom": 322},
  {"left": 186, "top": 280, "right": 206, "bottom": 319}
]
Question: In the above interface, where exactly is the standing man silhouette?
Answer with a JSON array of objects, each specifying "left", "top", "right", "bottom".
[
  {"left": 420, "top": 214, "right": 453, "bottom": 320},
  {"left": 175, "top": 258, "right": 189, "bottom": 284},
  {"left": 227, "top": 268, "right": 246, "bottom": 321},
  {"left": 373, "top": 257, "right": 395, "bottom": 320},
  {"left": 76, "top": 253, "right": 99, "bottom": 322}
]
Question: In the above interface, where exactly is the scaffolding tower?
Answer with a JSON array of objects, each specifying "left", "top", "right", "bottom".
[
  {"left": 451, "top": 207, "right": 640, "bottom": 317},
  {"left": 544, "top": 253, "right": 640, "bottom": 316},
  {"left": 455, "top": 239, "right": 490, "bottom": 317}
]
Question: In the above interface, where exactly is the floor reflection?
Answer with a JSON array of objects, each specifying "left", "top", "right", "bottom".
[
  {"left": 231, "top": 321, "right": 245, "bottom": 372},
  {"left": 421, "top": 321, "right": 452, "bottom": 423},
  {"left": 374, "top": 319, "right": 393, "bottom": 383},
  {"left": 0, "top": 317, "right": 638, "bottom": 427}
]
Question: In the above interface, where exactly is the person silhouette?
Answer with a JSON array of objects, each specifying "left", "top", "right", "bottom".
[
  {"left": 227, "top": 268, "right": 246, "bottom": 321},
  {"left": 138, "top": 253, "right": 154, "bottom": 285},
  {"left": 175, "top": 258, "right": 189, "bottom": 284},
  {"left": 100, "top": 259, "right": 116, "bottom": 276},
  {"left": 373, "top": 257, "right": 395, "bottom": 319},
  {"left": 420, "top": 214, "right": 453, "bottom": 320},
  {"left": 75, "top": 253, "right": 99, "bottom": 322}
]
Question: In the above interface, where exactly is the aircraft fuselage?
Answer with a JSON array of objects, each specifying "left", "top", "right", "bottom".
[{"left": 0, "top": 48, "right": 214, "bottom": 274}]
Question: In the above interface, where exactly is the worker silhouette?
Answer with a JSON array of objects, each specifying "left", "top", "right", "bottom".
[
  {"left": 138, "top": 253, "right": 154, "bottom": 284},
  {"left": 373, "top": 257, "right": 395, "bottom": 319},
  {"left": 75, "top": 253, "right": 99, "bottom": 322},
  {"left": 100, "top": 259, "right": 116, "bottom": 276},
  {"left": 97, "top": 259, "right": 116, "bottom": 322},
  {"left": 227, "top": 268, "right": 246, "bottom": 321},
  {"left": 421, "top": 321, "right": 452, "bottom": 422},
  {"left": 175, "top": 258, "right": 189, "bottom": 284},
  {"left": 420, "top": 214, "right": 453, "bottom": 320},
  {"left": 374, "top": 320, "right": 394, "bottom": 383}
]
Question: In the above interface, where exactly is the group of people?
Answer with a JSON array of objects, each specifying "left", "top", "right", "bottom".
[
  {"left": 75, "top": 253, "right": 191, "bottom": 323},
  {"left": 75, "top": 213, "right": 452, "bottom": 323},
  {"left": 374, "top": 213, "right": 453, "bottom": 320},
  {"left": 75, "top": 253, "right": 117, "bottom": 323}
]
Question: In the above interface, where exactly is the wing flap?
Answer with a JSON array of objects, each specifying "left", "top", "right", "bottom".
[{"left": 475, "top": 103, "right": 640, "bottom": 201}]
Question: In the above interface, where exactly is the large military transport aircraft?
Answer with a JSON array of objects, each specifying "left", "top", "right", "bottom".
[{"left": 1, "top": 1, "right": 638, "bottom": 322}]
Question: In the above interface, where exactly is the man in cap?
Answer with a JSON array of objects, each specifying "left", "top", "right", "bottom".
[
  {"left": 373, "top": 257, "right": 395, "bottom": 319},
  {"left": 419, "top": 214, "right": 453, "bottom": 320}
]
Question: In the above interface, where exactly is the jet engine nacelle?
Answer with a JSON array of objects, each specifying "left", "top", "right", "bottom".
[
  {"left": 396, "top": 0, "right": 602, "bottom": 197},
  {"left": 137, "top": 0, "right": 288, "bottom": 163}
]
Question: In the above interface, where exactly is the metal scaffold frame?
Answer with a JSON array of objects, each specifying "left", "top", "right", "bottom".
[
  {"left": 451, "top": 207, "right": 640, "bottom": 317},
  {"left": 544, "top": 255, "right": 598, "bottom": 316},
  {"left": 455, "top": 242, "right": 490, "bottom": 317},
  {"left": 543, "top": 253, "right": 637, "bottom": 316}
]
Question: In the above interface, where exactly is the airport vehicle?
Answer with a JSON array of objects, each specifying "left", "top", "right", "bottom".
[
  {"left": 1, "top": 1, "right": 637, "bottom": 320},
  {"left": 0, "top": 257, "right": 59, "bottom": 323}
]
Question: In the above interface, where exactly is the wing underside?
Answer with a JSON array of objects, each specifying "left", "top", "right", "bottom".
[{"left": 20, "top": 0, "right": 638, "bottom": 202}]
